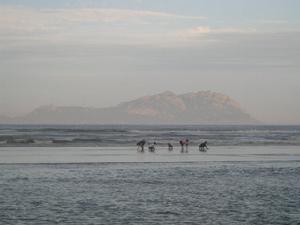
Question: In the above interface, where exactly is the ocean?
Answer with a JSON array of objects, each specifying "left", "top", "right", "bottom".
[
  {"left": 0, "top": 125, "right": 300, "bottom": 224},
  {"left": 1, "top": 124, "right": 300, "bottom": 147}
]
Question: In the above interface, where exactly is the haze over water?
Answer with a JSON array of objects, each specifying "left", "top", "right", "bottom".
[
  {"left": 1, "top": 0, "right": 300, "bottom": 224},
  {"left": 1, "top": 0, "right": 300, "bottom": 123}
]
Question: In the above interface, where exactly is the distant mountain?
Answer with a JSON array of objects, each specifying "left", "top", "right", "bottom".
[{"left": 0, "top": 91, "right": 258, "bottom": 124}]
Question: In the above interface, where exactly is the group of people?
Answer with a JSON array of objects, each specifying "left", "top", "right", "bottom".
[{"left": 136, "top": 139, "right": 208, "bottom": 153}]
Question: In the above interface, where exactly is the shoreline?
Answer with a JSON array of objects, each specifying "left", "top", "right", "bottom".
[{"left": 0, "top": 145, "right": 299, "bottom": 164}]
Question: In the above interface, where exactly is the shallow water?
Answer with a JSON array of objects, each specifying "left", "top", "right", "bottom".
[
  {"left": 0, "top": 145, "right": 300, "bottom": 164},
  {"left": 0, "top": 161, "right": 300, "bottom": 224},
  {"left": 1, "top": 145, "right": 300, "bottom": 224}
]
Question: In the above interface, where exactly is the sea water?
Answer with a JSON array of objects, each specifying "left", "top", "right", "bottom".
[
  {"left": 1, "top": 124, "right": 300, "bottom": 147},
  {"left": 0, "top": 161, "right": 299, "bottom": 224},
  {"left": 0, "top": 125, "right": 300, "bottom": 224}
]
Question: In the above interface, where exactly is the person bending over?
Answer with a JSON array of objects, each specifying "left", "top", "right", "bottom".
[
  {"left": 137, "top": 139, "right": 146, "bottom": 152},
  {"left": 199, "top": 141, "right": 208, "bottom": 152}
]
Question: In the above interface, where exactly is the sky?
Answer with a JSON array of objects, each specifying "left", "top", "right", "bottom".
[{"left": 0, "top": 0, "right": 300, "bottom": 124}]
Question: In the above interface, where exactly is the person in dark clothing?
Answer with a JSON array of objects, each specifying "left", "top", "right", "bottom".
[
  {"left": 185, "top": 139, "right": 189, "bottom": 153},
  {"left": 179, "top": 140, "right": 184, "bottom": 153},
  {"left": 148, "top": 142, "right": 157, "bottom": 152},
  {"left": 137, "top": 139, "right": 146, "bottom": 152},
  {"left": 199, "top": 141, "right": 208, "bottom": 152}
]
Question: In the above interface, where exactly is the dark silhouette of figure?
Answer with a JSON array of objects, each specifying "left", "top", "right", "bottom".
[
  {"left": 137, "top": 139, "right": 146, "bottom": 152},
  {"left": 148, "top": 142, "right": 157, "bottom": 152},
  {"left": 168, "top": 143, "right": 173, "bottom": 151},
  {"left": 199, "top": 141, "right": 208, "bottom": 152},
  {"left": 179, "top": 140, "right": 184, "bottom": 153},
  {"left": 185, "top": 139, "right": 189, "bottom": 153}
]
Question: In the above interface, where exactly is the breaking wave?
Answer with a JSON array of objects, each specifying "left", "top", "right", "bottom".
[{"left": 1, "top": 124, "right": 300, "bottom": 147}]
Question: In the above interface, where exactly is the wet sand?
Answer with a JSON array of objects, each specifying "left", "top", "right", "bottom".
[{"left": 0, "top": 145, "right": 299, "bottom": 164}]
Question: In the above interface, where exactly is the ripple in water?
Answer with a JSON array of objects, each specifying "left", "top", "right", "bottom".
[{"left": 0, "top": 162, "right": 300, "bottom": 224}]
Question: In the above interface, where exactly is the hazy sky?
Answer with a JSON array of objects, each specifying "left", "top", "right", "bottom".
[{"left": 0, "top": 0, "right": 300, "bottom": 124}]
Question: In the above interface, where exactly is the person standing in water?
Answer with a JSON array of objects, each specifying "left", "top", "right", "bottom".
[
  {"left": 179, "top": 140, "right": 184, "bottom": 153},
  {"left": 185, "top": 139, "right": 189, "bottom": 153}
]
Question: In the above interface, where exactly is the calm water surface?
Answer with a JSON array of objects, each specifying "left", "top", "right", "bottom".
[{"left": 0, "top": 161, "right": 300, "bottom": 225}]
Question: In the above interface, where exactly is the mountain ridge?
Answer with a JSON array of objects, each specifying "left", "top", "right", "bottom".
[{"left": 0, "top": 91, "right": 259, "bottom": 124}]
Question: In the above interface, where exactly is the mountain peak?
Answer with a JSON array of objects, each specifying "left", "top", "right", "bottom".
[
  {"left": 159, "top": 90, "right": 176, "bottom": 96},
  {"left": 0, "top": 91, "right": 258, "bottom": 124},
  {"left": 118, "top": 91, "right": 257, "bottom": 124},
  {"left": 33, "top": 105, "right": 57, "bottom": 113}
]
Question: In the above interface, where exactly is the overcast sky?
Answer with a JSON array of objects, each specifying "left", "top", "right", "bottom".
[{"left": 0, "top": 0, "right": 300, "bottom": 124}]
